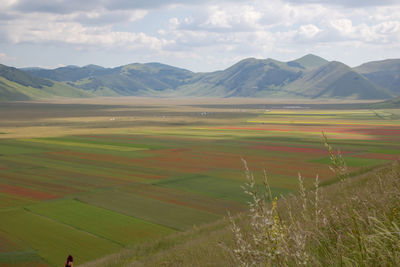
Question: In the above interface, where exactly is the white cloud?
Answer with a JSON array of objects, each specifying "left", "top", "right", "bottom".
[
  {"left": 320, "top": 18, "right": 400, "bottom": 44},
  {"left": 1, "top": 0, "right": 17, "bottom": 7},
  {"left": 283, "top": 0, "right": 397, "bottom": 7},
  {"left": 375, "top": 21, "right": 400, "bottom": 35},
  {"left": 150, "top": 0, "right": 400, "bottom": 70},
  {"left": 298, "top": 24, "right": 322, "bottom": 39},
  {"left": 1, "top": 10, "right": 166, "bottom": 50},
  {"left": 0, "top": 0, "right": 399, "bottom": 71},
  {"left": 73, "top": 9, "right": 148, "bottom": 25},
  {"left": 201, "top": 5, "right": 262, "bottom": 30},
  {"left": 369, "top": 6, "right": 400, "bottom": 21},
  {"left": 329, "top": 19, "right": 354, "bottom": 35},
  {"left": 169, "top": 17, "right": 180, "bottom": 28},
  {"left": 0, "top": 52, "right": 16, "bottom": 65}
]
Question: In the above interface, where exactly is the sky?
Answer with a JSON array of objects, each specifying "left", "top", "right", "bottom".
[{"left": 0, "top": 0, "right": 399, "bottom": 72}]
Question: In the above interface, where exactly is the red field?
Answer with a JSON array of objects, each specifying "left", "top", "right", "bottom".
[
  {"left": 250, "top": 145, "right": 352, "bottom": 155},
  {"left": 47, "top": 151, "right": 166, "bottom": 180},
  {"left": 212, "top": 125, "right": 400, "bottom": 140},
  {"left": 0, "top": 183, "right": 59, "bottom": 200},
  {"left": 0, "top": 233, "right": 18, "bottom": 253},
  {"left": 354, "top": 153, "right": 400, "bottom": 160}
]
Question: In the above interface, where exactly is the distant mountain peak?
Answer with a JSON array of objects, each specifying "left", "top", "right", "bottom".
[
  {"left": 83, "top": 64, "right": 105, "bottom": 70},
  {"left": 63, "top": 65, "right": 80, "bottom": 69},
  {"left": 234, "top": 57, "right": 258, "bottom": 64},
  {"left": 290, "top": 54, "right": 328, "bottom": 69},
  {"left": 303, "top": 53, "right": 322, "bottom": 59}
]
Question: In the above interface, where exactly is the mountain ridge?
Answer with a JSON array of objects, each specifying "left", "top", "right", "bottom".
[
  {"left": 1, "top": 54, "right": 398, "bottom": 101},
  {"left": 354, "top": 59, "right": 400, "bottom": 95},
  {"left": 0, "top": 64, "right": 91, "bottom": 100}
]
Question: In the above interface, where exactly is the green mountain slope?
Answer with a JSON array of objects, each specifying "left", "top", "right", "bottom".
[
  {"left": 284, "top": 61, "right": 393, "bottom": 99},
  {"left": 0, "top": 64, "right": 54, "bottom": 88},
  {"left": 174, "top": 58, "right": 304, "bottom": 97},
  {"left": 0, "top": 77, "right": 31, "bottom": 101},
  {"left": 175, "top": 59, "right": 391, "bottom": 99},
  {"left": 0, "top": 64, "right": 91, "bottom": 101},
  {"left": 23, "top": 65, "right": 109, "bottom": 82},
  {"left": 25, "top": 63, "right": 195, "bottom": 96},
  {"left": 354, "top": 59, "right": 400, "bottom": 95}
]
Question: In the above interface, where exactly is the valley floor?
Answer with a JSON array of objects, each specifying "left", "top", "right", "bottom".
[{"left": 0, "top": 98, "right": 398, "bottom": 266}]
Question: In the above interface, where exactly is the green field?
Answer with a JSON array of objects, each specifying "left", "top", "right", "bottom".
[
  {"left": 78, "top": 190, "right": 220, "bottom": 231},
  {"left": 0, "top": 209, "right": 121, "bottom": 266},
  {"left": 0, "top": 99, "right": 399, "bottom": 266}
]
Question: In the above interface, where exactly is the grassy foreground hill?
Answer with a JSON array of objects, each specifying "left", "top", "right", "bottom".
[{"left": 80, "top": 160, "right": 400, "bottom": 267}]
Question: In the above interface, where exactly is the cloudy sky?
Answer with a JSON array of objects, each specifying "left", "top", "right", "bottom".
[{"left": 0, "top": 0, "right": 399, "bottom": 71}]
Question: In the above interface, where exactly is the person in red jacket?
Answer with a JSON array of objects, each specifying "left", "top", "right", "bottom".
[{"left": 65, "top": 255, "right": 73, "bottom": 267}]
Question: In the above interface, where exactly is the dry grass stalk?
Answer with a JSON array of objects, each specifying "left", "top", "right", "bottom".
[{"left": 229, "top": 137, "right": 400, "bottom": 266}]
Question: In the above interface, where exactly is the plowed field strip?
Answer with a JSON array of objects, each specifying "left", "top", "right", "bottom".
[
  {"left": 0, "top": 171, "right": 82, "bottom": 196},
  {"left": 21, "top": 139, "right": 148, "bottom": 152},
  {"left": 3, "top": 154, "right": 146, "bottom": 185},
  {"left": 46, "top": 151, "right": 166, "bottom": 179},
  {"left": 0, "top": 183, "right": 59, "bottom": 200},
  {"left": 354, "top": 153, "right": 400, "bottom": 160},
  {"left": 124, "top": 184, "right": 245, "bottom": 215},
  {"left": 0, "top": 193, "right": 33, "bottom": 209}
]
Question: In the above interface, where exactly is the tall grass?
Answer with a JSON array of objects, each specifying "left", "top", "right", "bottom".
[
  {"left": 80, "top": 138, "right": 399, "bottom": 266},
  {"left": 229, "top": 137, "right": 400, "bottom": 266}
]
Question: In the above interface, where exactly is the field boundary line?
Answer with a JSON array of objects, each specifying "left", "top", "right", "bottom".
[
  {"left": 22, "top": 207, "right": 126, "bottom": 248},
  {"left": 74, "top": 197, "right": 181, "bottom": 232}
]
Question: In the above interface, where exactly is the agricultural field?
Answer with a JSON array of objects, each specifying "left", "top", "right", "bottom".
[{"left": 0, "top": 98, "right": 399, "bottom": 266}]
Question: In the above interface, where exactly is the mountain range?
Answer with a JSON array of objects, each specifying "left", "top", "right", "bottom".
[{"left": 1, "top": 54, "right": 398, "bottom": 101}]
